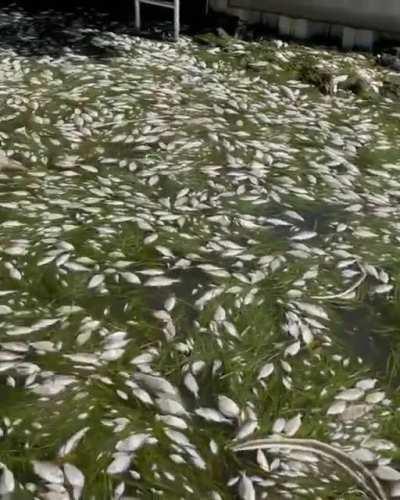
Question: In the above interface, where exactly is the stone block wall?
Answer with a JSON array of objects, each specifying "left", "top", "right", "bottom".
[{"left": 209, "top": 0, "right": 400, "bottom": 49}]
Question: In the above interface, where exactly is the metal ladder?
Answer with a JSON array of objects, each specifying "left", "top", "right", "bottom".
[{"left": 134, "top": 0, "right": 180, "bottom": 41}]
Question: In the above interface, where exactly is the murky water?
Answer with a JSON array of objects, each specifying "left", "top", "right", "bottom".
[{"left": 1, "top": 5, "right": 400, "bottom": 500}]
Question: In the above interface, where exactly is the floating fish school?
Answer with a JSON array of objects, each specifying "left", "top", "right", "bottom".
[{"left": 209, "top": 0, "right": 400, "bottom": 49}]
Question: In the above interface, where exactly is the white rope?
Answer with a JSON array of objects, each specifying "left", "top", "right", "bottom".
[
  {"left": 311, "top": 263, "right": 367, "bottom": 301},
  {"left": 231, "top": 437, "right": 387, "bottom": 500}
]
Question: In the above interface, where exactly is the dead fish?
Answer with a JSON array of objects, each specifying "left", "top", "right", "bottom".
[
  {"left": 106, "top": 453, "right": 132, "bottom": 475},
  {"left": 133, "top": 373, "right": 178, "bottom": 396},
  {"left": 155, "top": 396, "right": 188, "bottom": 416},
  {"left": 257, "top": 362, "right": 274, "bottom": 380},
  {"left": 284, "top": 414, "right": 302, "bottom": 436},
  {"left": 183, "top": 372, "right": 199, "bottom": 399},
  {"left": 291, "top": 231, "right": 317, "bottom": 241},
  {"left": 294, "top": 302, "right": 329, "bottom": 321},
  {"left": 120, "top": 272, "right": 141, "bottom": 285},
  {"left": 33, "top": 461, "right": 64, "bottom": 484},
  {"left": 144, "top": 277, "right": 180, "bottom": 287},
  {"left": 195, "top": 408, "right": 231, "bottom": 424},
  {"left": 335, "top": 388, "right": 364, "bottom": 402},
  {"left": 217, "top": 395, "right": 240, "bottom": 419},
  {"left": 238, "top": 473, "right": 256, "bottom": 500},
  {"left": 235, "top": 420, "right": 258, "bottom": 441},
  {"left": 374, "top": 465, "right": 400, "bottom": 482},
  {"left": 59, "top": 427, "right": 89, "bottom": 457},
  {"left": 0, "top": 305, "right": 12, "bottom": 315},
  {"left": 116, "top": 433, "right": 152, "bottom": 452},
  {"left": 0, "top": 463, "right": 14, "bottom": 495},
  {"left": 64, "top": 462, "right": 85, "bottom": 499},
  {"left": 88, "top": 274, "right": 105, "bottom": 289}
]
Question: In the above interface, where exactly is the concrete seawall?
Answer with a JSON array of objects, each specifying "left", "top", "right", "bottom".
[{"left": 209, "top": 0, "right": 400, "bottom": 49}]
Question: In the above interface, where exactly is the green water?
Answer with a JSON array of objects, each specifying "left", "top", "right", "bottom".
[{"left": 0, "top": 6, "right": 400, "bottom": 499}]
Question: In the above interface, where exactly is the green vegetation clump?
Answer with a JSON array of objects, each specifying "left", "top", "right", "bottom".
[
  {"left": 193, "top": 32, "right": 233, "bottom": 49},
  {"left": 297, "top": 57, "right": 335, "bottom": 94},
  {"left": 381, "top": 77, "right": 400, "bottom": 99}
]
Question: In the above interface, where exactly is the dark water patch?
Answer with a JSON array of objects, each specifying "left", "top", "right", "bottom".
[
  {"left": 333, "top": 295, "right": 400, "bottom": 375},
  {"left": 355, "top": 144, "right": 400, "bottom": 171},
  {"left": 295, "top": 203, "right": 350, "bottom": 236},
  {"left": 261, "top": 201, "right": 350, "bottom": 240}
]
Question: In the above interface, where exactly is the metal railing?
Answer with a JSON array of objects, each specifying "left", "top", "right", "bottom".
[{"left": 134, "top": 0, "right": 180, "bottom": 41}]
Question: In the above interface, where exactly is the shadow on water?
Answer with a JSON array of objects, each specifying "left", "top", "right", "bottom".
[
  {"left": 333, "top": 294, "right": 400, "bottom": 381},
  {"left": 0, "top": 1, "right": 208, "bottom": 59}
]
